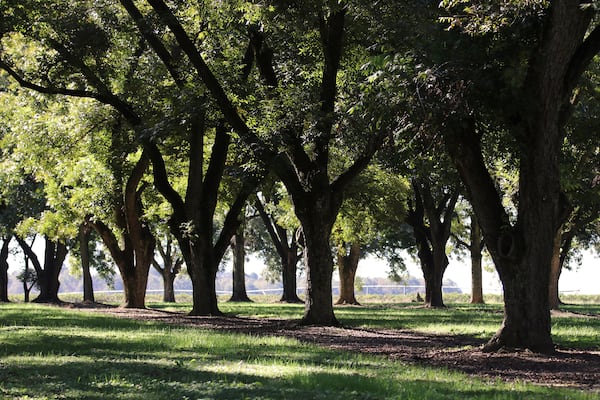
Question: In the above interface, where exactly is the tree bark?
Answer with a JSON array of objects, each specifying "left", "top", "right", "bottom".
[
  {"left": 280, "top": 242, "right": 303, "bottom": 303},
  {"left": 295, "top": 192, "right": 341, "bottom": 326},
  {"left": 443, "top": 1, "right": 597, "bottom": 353},
  {"left": 90, "top": 153, "right": 155, "bottom": 309},
  {"left": 35, "top": 238, "right": 68, "bottom": 304},
  {"left": 470, "top": 217, "right": 484, "bottom": 304},
  {"left": 0, "top": 236, "right": 11, "bottom": 302},
  {"left": 229, "top": 226, "right": 252, "bottom": 302},
  {"left": 335, "top": 242, "right": 361, "bottom": 305},
  {"left": 548, "top": 229, "right": 563, "bottom": 310},
  {"left": 79, "top": 224, "right": 95, "bottom": 303}
]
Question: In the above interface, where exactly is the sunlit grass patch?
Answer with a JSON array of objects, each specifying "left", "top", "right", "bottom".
[{"left": 1, "top": 303, "right": 598, "bottom": 399}]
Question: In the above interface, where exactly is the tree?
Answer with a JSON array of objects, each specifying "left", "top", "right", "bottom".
[
  {"left": 87, "top": 150, "right": 155, "bottom": 309},
  {"left": 548, "top": 67, "right": 600, "bottom": 309},
  {"left": 438, "top": 0, "right": 600, "bottom": 352},
  {"left": 133, "top": 1, "right": 410, "bottom": 325},
  {"left": 253, "top": 183, "right": 303, "bottom": 304},
  {"left": 15, "top": 235, "right": 67, "bottom": 303},
  {"left": 332, "top": 165, "right": 410, "bottom": 305},
  {"left": 152, "top": 232, "right": 183, "bottom": 303},
  {"left": 0, "top": 236, "right": 11, "bottom": 302},
  {"left": 405, "top": 178, "right": 460, "bottom": 308},
  {"left": 452, "top": 207, "right": 486, "bottom": 304},
  {"left": 228, "top": 220, "right": 253, "bottom": 303},
  {"left": 0, "top": 1, "right": 256, "bottom": 314}
]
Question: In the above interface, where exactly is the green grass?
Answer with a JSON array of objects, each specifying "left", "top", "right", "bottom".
[{"left": 1, "top": 302, "right": 598, "bottom": 399}]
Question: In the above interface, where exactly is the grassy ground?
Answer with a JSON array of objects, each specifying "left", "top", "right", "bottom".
[{"left": 1, "top": 297, "right": 599, "bottom": 399}]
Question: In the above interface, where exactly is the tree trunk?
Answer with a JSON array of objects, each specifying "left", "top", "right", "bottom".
[
  {"left": 280, "top": 244, "right": 302, "bottom": 303},
  {"left": 162, "top": 268, "right": 176, "bottom": 303},
  {"left": 407, "top": 180, "right": 457, "bottom": 308},
  {"left": 23, "top": 256, "right": 31, "bottom": 303},
  {"left": 335, "top": 242, "right": 361, "bottom": 305},
  {"left": 152, "top": 237, "right": 183, "bottom": 303},
  {"left": 470, "top": 217, "right": 484, "bottom": 304},
  {"left": 189, "top": 261, "right": 220, "bottom": 316},
  {"left": 229, "top": 227, "right": 252, "bottom": 302},
  {"left": 443, "top": 0, "right": 595, "bottom": 354},
  {"left": 548, "top": 229, "right": 563, "bottom": 310},
  {"left": 79, "top": 224, "right": 95, "bottom": 303},
  {"left": 0, "top": 237, "right": 11, "bottom": 302},
  {"left": 34, "top": 238, "right": 68, "bottom": 304},
  {"left": 255, "top": 198, "right": 302, "bottom": 303},
  {"left": 296, "top": 200, "right": 339, "bottom": 326}
]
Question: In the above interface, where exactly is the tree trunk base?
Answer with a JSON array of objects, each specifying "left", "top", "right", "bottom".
[
  {"left": 228, "top": 295, "right": 253, "bottom": 303},
  {"left": 299, "top": 316, "right": 341, "bottom": 327},
  {"left": 482, "top": 329, "right": 555, "bottom": 354},
  {"left": 425, "top": 302, "right": 446, "bottom": 309},
  {"left": 335, "top": 298, "right": 361, "bottom": 306},
  {"left": 189, "top": 308, "right": 225, "bottom": 317},
  {"left": 33, "top": 296, "right": 62, "bottom": 304},
  {"left": 280, "top": 295, "right": 303, "bottom": 304},
  {"left": 121, "top": 303, "right": 146, "bottom": 309}
]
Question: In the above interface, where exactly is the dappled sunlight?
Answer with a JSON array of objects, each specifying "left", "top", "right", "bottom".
[{"left": 1, "top": 303, "right": 598, "bottom": 399}]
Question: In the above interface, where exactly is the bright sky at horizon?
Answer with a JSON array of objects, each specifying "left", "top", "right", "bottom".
[{"left": 243, "top": 251, "right": 600, "bottom": 295}]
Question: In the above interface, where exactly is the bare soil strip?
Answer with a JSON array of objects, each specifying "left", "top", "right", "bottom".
[{"left": 75, "top": 306, "right": 600, "bottom": 392}]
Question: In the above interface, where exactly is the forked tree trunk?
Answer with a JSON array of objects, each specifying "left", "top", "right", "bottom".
[
  {"left": 335, "top": 242, "right": 361, "bottom": 305},
  {"left": 152, "top": 237, "right": 183, "bottom": 303},
  {"left": 229, "top": 228, "right": 252, "bottom": 302},
  {"left": 119, "top": 256, "right": 152, "bottom": 309},
  {"left": 34, "top": 238, "right": 67, "bottom": 304},
  {"left": 255, "top": 199, "right": 302, "bottom": 303},
  {"left": 407, "top": 180, "right": 457, "bottom": 308},
  {"left": 90, "top": 153, "right": 155, "bottom": 309},
  {"left": 0, "top": 237, "right": 11, "bottom": 302}
]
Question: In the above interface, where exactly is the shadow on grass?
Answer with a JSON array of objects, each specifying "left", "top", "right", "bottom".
[
  {"left": 1, "top": 303, "right": 597, "bottom": 399},
  {"left": 1, "top": 353, "right": 570, "bottom": 400}
]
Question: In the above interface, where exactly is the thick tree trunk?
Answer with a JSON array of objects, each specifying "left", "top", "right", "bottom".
[
  {"left": 485, "top": 251, "right": 554, "bottom": 353},
  {"left": 470, "top": 218, "right": 484, "bottom": 304},
  {"left": 407, "top": 180, "right": 457, "bottom": 308},
  {"left": 335, "top": 242, "right": 361, "bottom": 305},
  {"left": 297, "top": 201, "right": 339, "bottom": 326},
  {"left": 427, "top": 240, "right": 448, "bottom": 308},
  {"left": 177, "top": 236, "right": 222, "bottom": 316},
  {"left": 120, "top": 259, "right": 151, "bottom": 309},
  {"left": 229, "top": 228, "right": 252, "bottom": 302},
  {"left": 0, "top": 237, "right": 11, "bottom": 302},
  {"left": 79, "top": 224, "right": 95, "bottom": 303},
  {"left": 443, "top": 0, "right": 595, "bottom": 354},
  {"left": 34, "top": 239, "right": 67, "bottom": 304}
]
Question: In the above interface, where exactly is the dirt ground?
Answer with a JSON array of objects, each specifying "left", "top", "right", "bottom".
[{"left": 75, "top": 305, "right": 600, "bottom": 393}]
